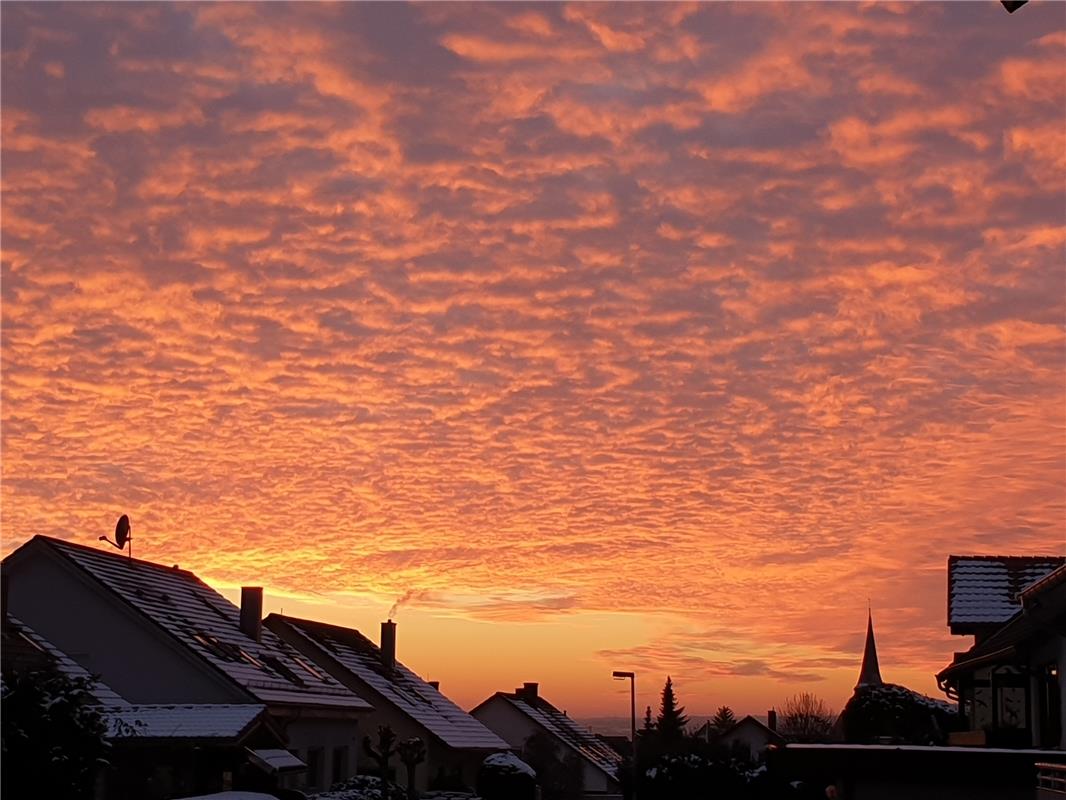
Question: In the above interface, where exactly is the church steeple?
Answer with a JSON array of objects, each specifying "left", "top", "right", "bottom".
[{"left": 856, "top": 609, "right": 883, "bottom": 688}]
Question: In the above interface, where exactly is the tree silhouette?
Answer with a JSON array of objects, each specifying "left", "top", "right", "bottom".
[
  {"left": 641, "top": 705, "right": 655, "bottom": 734},
  {"left": 656, "top": 676, "right": 689, "bottom": 743},
  {"left": 364, "top": 724, "right": 398, "bottom": 799},
  {"left": 1, "top": 664, "right": 108, "bottom": 800},
  {"left": 711, "top": 705, "right": 737, "bottom": 734},
  {"left": 780, "top": 693, "right": 835, "bottom": 743},
  {"left": 397, "top": 737, "right": 426, "bottom": 800}
]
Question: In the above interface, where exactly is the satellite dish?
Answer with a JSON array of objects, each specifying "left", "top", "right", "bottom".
[
  {"left": 115, "top": 515, "right": 131, "bottom": 549},
  {"left": 99, "top": 514, "right": 133, "bottom": 559}
]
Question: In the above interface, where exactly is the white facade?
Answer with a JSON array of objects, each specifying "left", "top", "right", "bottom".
[
  {"left": 718, "top": 716, "right": 781, "bottom": 760},
  {"left": 472, "top": 694, "right": 619, "bottom": 796}
]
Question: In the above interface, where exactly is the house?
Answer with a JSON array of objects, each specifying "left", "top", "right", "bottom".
[
  {"left": 2, "top": 535, "right": 374, "bottom": 794},
  {"left": 698, "top": 714, "right": 784, "bottom": 760},
  {"left": 266, "top": 614, "right": 510, "bottom": 792},
  {"left": 938, "top": 556, "right": 1066, "bottom": 749},
  {"left": 471, "top": 683, "right": 623, "bottom": 799},
  {"left": 2, "top": 610, "right": 291, "bottom": 799}
]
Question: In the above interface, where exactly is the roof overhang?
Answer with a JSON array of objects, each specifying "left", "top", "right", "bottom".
[
  {"left": 937, "top": 645, "right": 1018, "bottom": 683},
  {"left": 266, "top": 702, "right": 368, "bottom": 720},
  {"left": 247, "top": 747, "right": 306, "bottom": 774}
]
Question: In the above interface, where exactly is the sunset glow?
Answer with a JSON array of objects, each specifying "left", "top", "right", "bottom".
[{"left": 2, "top": 2, "right": 1064, "bottom": 720}]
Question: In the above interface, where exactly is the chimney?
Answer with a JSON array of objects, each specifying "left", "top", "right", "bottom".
[
  {"left": 240, "top": 587, "right": 263, "bottom": 642},
  {"left": 767, "top": 708, "right": 777, "bottom": 732},
  {"left": 517, "top": 682, "right": 539, "bottom": 701},
  {"left": 428, "top": 680, "right": 440, "bottom": 690},
  {"left": 381, "top": 620, "right": 396, "bottom": 672}
]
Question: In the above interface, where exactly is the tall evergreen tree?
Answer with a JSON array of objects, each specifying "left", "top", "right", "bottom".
[
  {"left": 711, "top": 705, "right": 737, "bottom": 734},
  {"left": 656, "top": 676, "right": 689, "bottom": 742}
]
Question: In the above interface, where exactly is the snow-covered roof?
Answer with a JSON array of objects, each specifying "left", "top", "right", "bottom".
[
  {"left": 481, "top": 689, "right": 622, "bottom": 780},
  {"left": 947, "top": 555, "right": 1064, "bottom": 632},
  {"left": 246, "top": 748, "right": 306, "bottom": 774},
  {"left": 268, "top": 616, "right": 508, "bottom": 751},
  {"left": 26, "top": 536, "right": 370, "bottom": 712},
  {"left": 106, "top": 703, "right": 267, "bottom": 740},
  {"left": 6, "top": 614, "right": 129, "bottom": 707}
]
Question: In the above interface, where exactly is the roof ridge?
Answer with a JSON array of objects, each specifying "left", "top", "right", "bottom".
[
  {"left": 32, "top": 535, "right": 209, "bottom": 585},
  {"left": 273, "top": 614, "right": 379, "bottom": 648}
]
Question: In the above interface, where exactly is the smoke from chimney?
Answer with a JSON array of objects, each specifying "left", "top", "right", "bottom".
[{"left": 388, "top": 588, "right": 430, "bottom": 620}]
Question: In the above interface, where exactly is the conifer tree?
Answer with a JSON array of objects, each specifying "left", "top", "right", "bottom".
[
  {"left": 641, "top": 705, "right": 655, "bottom": 733},
  {"left": 711, "top": 705, "right": 737, "bottom": 733},
  {"left": 655, "top": 676, "right": 689, "bottom": 742}
]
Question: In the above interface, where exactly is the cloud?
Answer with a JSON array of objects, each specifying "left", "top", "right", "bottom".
[{"left": 1, "top": 0, "right": 1063, "bottom": 713}]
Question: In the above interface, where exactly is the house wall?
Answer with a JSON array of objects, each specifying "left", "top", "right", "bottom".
[
  {"left": 3, "top": 548, "right": 243, "bottom": 704},
  {"left": 283, "top": 717, "right": 362, "bottom": 792},
  {"left": 472, "top": 696, "right": 614, "bottom": 796},
  {"left": 720, "top": 722, "right": 774, "bottom": 760}
]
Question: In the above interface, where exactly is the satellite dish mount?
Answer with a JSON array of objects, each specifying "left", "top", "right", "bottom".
[{"left": 99, "top": 514, "right": 133, "bottom": 560}]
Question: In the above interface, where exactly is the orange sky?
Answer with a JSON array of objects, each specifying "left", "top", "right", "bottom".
[{"left": 2, "top": 2, "right": 1064, "bottom": 719}]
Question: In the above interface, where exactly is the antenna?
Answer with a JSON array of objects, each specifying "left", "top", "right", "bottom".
[{"left": 99, "top": 514, "right": 133, "bottom": 560}]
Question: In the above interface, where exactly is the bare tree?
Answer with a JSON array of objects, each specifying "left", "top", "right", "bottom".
[{"left": 780, "top": 692, "right": 835, "bottom": 742}]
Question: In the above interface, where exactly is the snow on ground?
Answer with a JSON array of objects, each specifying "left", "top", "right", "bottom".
[{"left": 309, "top": 775, "right": 483, "bottom": 800}]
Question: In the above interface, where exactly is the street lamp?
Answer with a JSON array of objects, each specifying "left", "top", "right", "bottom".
[{"left": 612, "top": 670, "right": 636, "bottom": 800}]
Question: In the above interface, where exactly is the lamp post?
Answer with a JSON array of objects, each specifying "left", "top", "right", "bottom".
[{"left": 612, "top": 670, "right": 636, "bottom": 800}]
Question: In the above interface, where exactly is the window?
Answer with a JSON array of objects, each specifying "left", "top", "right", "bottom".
[
  {"left": 262, "top": 654, "right": 306, "bottom": 686},
  {"left": 331, "top": 745, "right": 349, "bottom": 785},
  {"left": 294, "top": 654, "right": 327, "bottom": 681},
  {"left": 306, "top": 747, "right": 323, "bottom": 789}
]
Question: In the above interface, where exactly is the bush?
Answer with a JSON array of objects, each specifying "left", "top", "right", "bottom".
[
  {"left": 841, "top": 683, "right": 964, "bottom": 744},
  {"left": 1, "top": 664, "right": 109, "bottom": 800},
  {"left": 477, "top": 752, "right": 536, "bottom": 800}
]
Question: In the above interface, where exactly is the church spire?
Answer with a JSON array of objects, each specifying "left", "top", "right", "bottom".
[{"left": 856, "top": 609, "right": 883, "bottom": 688}]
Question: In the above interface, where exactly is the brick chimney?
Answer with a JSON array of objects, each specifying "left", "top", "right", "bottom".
[
  {"left": 381, "top": 620, "right": 396, "bottom": 672},
  {"left": 240, "top": 587, "right": 263, "bottom": 642},
  {"left": 767, "top": 708, "right": 777, "bottom": 732},
  {"left": 517, "top": 682, "right": 539, "bottom": 701}
]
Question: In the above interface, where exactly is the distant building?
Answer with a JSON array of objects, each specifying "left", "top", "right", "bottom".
[
  {"left": 266, "top": 614, "right": 510, "bottom": 792},
  {"left": 856, "top": 610, "right": 884, "bottom": 689},
  {"left": 938, "top": 556, "right": 1066, "bottom": 749},
  {"left": 839, "top": 609, "right": 959, "bottom": 745},
  {"left": 694, "top": 714, "right": 783, "bottom": 760},
  {"left": 471, "top": 683, "right": 623, "bottom": 799},
  {"left": 2, "top": 535, "right": 373, "bottom": 794}
]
